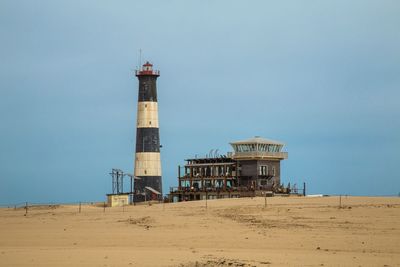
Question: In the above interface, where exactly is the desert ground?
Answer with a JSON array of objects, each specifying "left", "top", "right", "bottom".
[{"left": 0, "top": 196, "right": 399, "bottom": 267}]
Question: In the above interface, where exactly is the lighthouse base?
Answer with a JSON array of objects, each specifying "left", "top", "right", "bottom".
[{"left": 134, "top": 176, "right": 162, "bottom": 202}]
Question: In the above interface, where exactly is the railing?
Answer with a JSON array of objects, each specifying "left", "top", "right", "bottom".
[
  {"left": 232, "top": 151, "right": 288, "bottom": 159},
  {"left": 178, "top": 175, "right": 236, "bottom": 179},
  {"left": 169, "top": 186, "right": 254, "bottom": 193},
  {"left": 135, "top": 69, "right": 160, "bottom": 76}
]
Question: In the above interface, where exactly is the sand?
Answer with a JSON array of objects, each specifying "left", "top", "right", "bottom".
[{"left": 0, "top": 196, "right": 399, "bottom": 266}]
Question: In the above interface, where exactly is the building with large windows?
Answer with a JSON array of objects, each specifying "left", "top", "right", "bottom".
[{"left": 169, "top": 136, "right": 290, "bottom": 202}]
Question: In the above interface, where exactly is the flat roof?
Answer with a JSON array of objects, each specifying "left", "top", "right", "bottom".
[
  {"left": 230, "top": 136, "right": 285, "bottom": 145},
  {"left": 145, "top": 186, "right": 161, "bottom": 195}
]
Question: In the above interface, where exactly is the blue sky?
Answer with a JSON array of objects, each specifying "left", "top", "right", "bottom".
[{"left": 0, "top": 1, "right": 399, "bottom": 204}]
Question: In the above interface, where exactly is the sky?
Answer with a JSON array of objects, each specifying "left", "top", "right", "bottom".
[{"left": 0, "top": 0, "right": 399, "bottom": 205}]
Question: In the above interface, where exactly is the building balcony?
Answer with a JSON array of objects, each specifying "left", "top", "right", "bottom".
[{"left": 232, "top": 151, "right": 288, "bottom": 160}]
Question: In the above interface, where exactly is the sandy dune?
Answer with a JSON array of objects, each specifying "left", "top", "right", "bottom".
[{"left": 0, "top": 196, "right": 399, "bottom": 266}]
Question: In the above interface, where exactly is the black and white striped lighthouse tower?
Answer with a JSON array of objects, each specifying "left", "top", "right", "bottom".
[{"left": 134, "top": 61, "right": 162, "bottom": 202}]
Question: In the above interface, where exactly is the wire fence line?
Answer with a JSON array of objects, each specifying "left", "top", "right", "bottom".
[
  {"left": 1, "top": 194, "right": 398, "bottom": 210},
  {"left": 0, "top": 201, "right": 111, "bottom": 216},
  {"left": 0, "top": 201, "right": 105, "bottom": 209}
]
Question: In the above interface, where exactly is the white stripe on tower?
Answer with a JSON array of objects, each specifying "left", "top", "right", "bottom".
[
  {"left": 136, "top": 102, "right": 159, "bottom": 128},
  {"left": 134, "top": 153, "right": 162, "bottom": 176}
]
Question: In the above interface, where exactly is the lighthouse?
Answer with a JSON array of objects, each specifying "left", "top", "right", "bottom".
[{"left": 134, "top": 62, "right": 162, "bottom": 202}]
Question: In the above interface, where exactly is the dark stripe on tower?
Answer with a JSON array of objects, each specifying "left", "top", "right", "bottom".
[
  {"left": 135, "top": 128, "right": 160, "bottom": 153},
  {"left": 135, "top": 176, "right": 162, "bottom": 191},
  {"left": 138, "top": 76, "right": 158, "bottom": 102}
]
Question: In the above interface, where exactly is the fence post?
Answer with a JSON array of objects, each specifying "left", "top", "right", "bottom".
[
  {"left": 103, "top": 202, "right": 106, "bottom": 213},
  {"left": 79, "top": 202, "right": 81, "bottom": 213},
  {"left": 205, "top": 190, "right": 208, "bottom": 210},
  {"left": 339, "top": 195, "right": 342, "bottom": 208},
  {"left": 264, "top": 192, "right": 267, "bottom": 208},
  {"left": 25, "top": 202, "right": 28, "bottom": 216}
]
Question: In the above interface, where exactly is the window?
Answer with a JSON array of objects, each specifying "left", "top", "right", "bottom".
[{"left": 259, "top": 165, "right": 268, "bottom": 176}]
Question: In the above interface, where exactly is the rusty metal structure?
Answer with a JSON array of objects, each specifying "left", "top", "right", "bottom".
[
  {"left": 110, "top": 168, "right": 124, "bottom": 194},
  {"left": 169, "top": 136, "right": 293, "bottom": 202}
]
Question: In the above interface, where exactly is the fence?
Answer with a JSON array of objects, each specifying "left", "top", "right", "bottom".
[{"left": 0, "top": 201, "right": 110, "bottom": 215}]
